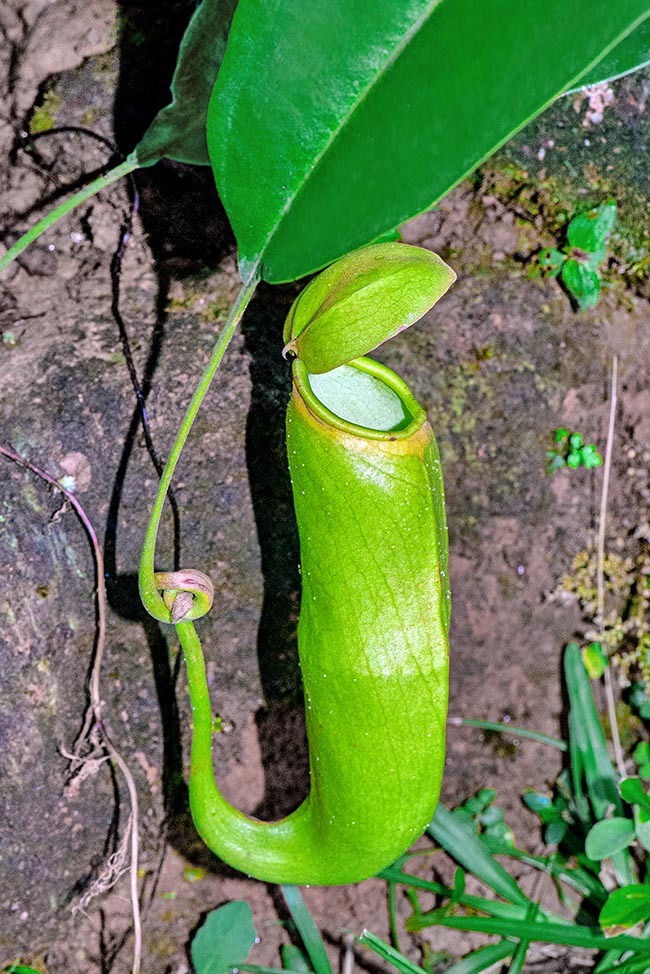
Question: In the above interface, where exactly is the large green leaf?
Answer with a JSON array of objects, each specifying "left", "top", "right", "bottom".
[
  {"left": 569, "top": 19, "right": 650, "bottom": 90},
  {"left": 135, "top": 0, "right": 237, "bottom": 166},
  {"left": 208, "top": 0, "right": 650, "bottom": 284}
]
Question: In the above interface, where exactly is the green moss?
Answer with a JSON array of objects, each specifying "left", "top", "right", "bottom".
[
  {"left": 556, "top": 545, "right": 650, "bottom": 684},
  {"left": 29, "top": 91, "right": 63, "bottom": 134},
  {"left": 166, "top": 288, "right": 230, "bottom": 323}
]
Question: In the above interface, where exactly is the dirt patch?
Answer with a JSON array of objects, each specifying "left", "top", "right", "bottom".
[{"left": 1, "top": 4, "right": 650, "bottom": 972}]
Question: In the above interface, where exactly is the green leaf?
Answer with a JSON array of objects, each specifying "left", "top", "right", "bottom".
[
  {"left": 282, "top": 945, "right": 313, "bottom": 972},
  {"left": 561, "top": 260, "right": 601, "bottom": 310},
  {"left": 438, "top": 915, "right": 650, "bottom": 953},
  {"left": 621, "top": 777, "right": 650, "bottom": 812},
  {"left": 539, "top": 248, "right": 566, "bottom": 278},
  {"left": 585, "top": 818, "right": 635, "bottom": 860},
  {"left": 482, "top": 821, "right": 515, "bottom": 850},
  {"left": 600, "top": 885, "right": 650, "bottom": 930},
  {"left": 480, "top": 805, "right": 503, "bottom": 828},
  {"left": 570, "top": 20, "right": 650, "bottom": 88},
  {"left": 191, "top": 901, "right": 256, "bottom": 974},
  {"left": 283, "top": 243, "right": 455, "bottom": 372},
  {"left": 634, "top": 806, "right": 650, "bottom": 852},
  {"left": 583, "top": 642, "right": 609, "bottom": 679},
  {"left": 135, "top": 0, "right": 237, "bottom": 166},
  {"left": 580, "top": 445, "right": 603, "bottom": 469},
  {"left": 208, "top": 1, "right": 650, "bottom": 283},
  {"left": 564, "top": 643, "right": 623, "bottom": 821},
  {"left": 453, "top": 867, "right": 466, "bottom": 900},
  {"left": 441, "top": 941, "right": 515, "bottom": 974},
  {"left": 547, "top": 454, "right": 566, "bottom": 473},
  {"left": 635, "top": 742, "right": 650, "bottom": 766},
  {"left": 523, "top": 790, "right": 555, "bottom": 817},
  {"left": 428, "top": 804, "right": 531, "bottom": 907},
  {"left": 359, "top": 931, "right": 428, "bottom": 974},
  {"left": 545, "top": 819, "right": 568, "bottom": 845},
  {"left": 568, "top": 202, "right": 617, "bottom": 252},
  {"left": 281, "top": 886, "right": 331, "bottom": 974},
  {"left": 381, "top": 864, "right": 563, "bottom": 926}
]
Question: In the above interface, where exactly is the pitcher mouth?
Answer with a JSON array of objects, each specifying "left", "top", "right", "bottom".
[{"left": 292, "top": 356, "right": 427, "bottom": 441}]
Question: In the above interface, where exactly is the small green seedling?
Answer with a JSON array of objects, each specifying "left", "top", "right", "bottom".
[
  {"left": 547, "top": 428, "right": 602, "bottom": 473},
  {"left": 190, "top": 890, "right": 328, "bottom": 974},
  {"left": 453, "top": 788, "right": 515, "bottom": 850},
  {"left": 539, "top": 200, "right": 617, "bottom": 310}
]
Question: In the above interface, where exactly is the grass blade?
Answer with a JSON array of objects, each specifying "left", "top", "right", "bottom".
[
  {"left": 506, "top": 902, "right": 539, "bottom": 973},
  {"left": 565, "top": 643, "right": 636, "bottom": 886},
  {"left": 281, "top": 886, "right": 331, "bottom": 974},
  {"left": 449, "top": 717, "right": 567, "bottom": 752},
  {"left": 565, "top": 642, "right": 621, "bottom": 818},
  {"left": 358, "top": 931, "right": 427, "bottom": 974},
  {"left": 443, "top": 941, "right": 515, "bottom": 973},
  {"left": 437, "top": 916, "right": 650, "bottom": 953},
  {"left": 427, "top": 805, "right": 530, "bottom": 906},
  {"left": 238, "top": 966, "right": 313, "bottom": 974},
  {"left": 496, "top": 846, "right": 606, "bottom": 905}
]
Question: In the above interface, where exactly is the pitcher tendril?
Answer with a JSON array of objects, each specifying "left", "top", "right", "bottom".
[
  {"left": 154, "top": 569, "right": 214, "bottom": 623},
  {"left": 138, "top": 278, "right": 258, "bottom": 624}
]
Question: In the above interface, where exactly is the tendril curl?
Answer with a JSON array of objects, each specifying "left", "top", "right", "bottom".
[{"left": 153, "top": 569, "right": 214, "bottom": 623}]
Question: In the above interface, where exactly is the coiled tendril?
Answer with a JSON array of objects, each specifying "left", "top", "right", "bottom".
[{"left": 153, "top": 569, "right": 214, "bottom": 623}]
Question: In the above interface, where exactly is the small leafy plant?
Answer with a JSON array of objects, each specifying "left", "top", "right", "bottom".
[
  {"left": 191, "top": 889, "right": 329, "bottom": 974},
  {"left": 539, "top": 200, "right": 617, "bottom": 310},
  {"left": 377, "top": 644, "right": 650, "bottom": 969},
  {"left": 452, "top": 788, "right": 515, "bottom": 850},
  {"left": 547, "top": 427, "right": 603, "bottom": 473}
]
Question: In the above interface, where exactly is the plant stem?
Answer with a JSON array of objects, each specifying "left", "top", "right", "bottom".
[
  {"left": 597, "top": 355, "right": 625, "bottom": 779},
  {"left": 0, "top": 155, "right": 139, "bottom": 274},
  {"left": 139, "top": 278, "right": 259, "bottom": 622}
]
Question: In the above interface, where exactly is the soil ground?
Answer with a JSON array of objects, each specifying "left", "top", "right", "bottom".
[{"left": 1, "top": 3, "right": 650, "bottom": 972}]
